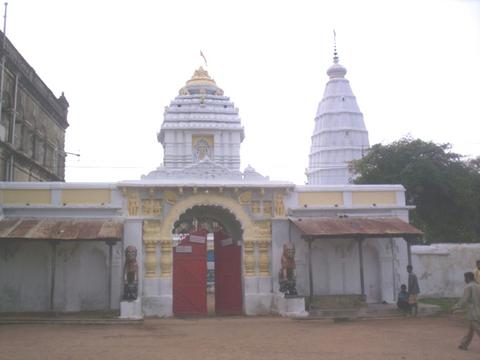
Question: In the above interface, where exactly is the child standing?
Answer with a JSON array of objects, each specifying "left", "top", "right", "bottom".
[{"left": 397, "top": 284, "right": 410, "bottom": 314}]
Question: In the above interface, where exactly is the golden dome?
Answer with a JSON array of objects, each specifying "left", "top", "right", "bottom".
[{"left": 186, "top": 67, "right": 216, "bottom": 86}]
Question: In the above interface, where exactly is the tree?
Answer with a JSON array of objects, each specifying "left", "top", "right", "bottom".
[
  {"left": 351, "top": 137, "right": 480, "bottom": 243},
  {"left": 468, "top": 156, "right": 480, "bottom": 172}
]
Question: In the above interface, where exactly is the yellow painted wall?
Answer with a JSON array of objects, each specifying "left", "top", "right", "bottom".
[
  {"left": 352, "top": 191, "right": 396, "bottom": 205},
  {"left": 1, "top": 189, "right": 51, "bottom": 204},
  {"left": 61, "top": 189, "right": 111, "bottom": 204},
  {"left": 298, "top": 192, "right": 344, "bottom": 206}
]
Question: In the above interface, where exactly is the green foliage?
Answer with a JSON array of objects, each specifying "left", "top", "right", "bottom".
[{"left": 351, "top": 137, "right": 480, "bottom": 243}]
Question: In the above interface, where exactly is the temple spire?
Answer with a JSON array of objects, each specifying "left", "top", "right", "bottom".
[
  {"left": 333, "top": 29, "right": 339, "bottom": 64},
  {"left": 306, "top": 40, "right": 370, "bottom": 185}
]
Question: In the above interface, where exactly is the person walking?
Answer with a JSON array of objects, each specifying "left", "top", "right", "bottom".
[
  {"left": 474, "top": 260, "right": 480, "bottom": 284},
  {"left": 407, "top": 265, "right": 420, "bottom": 316},
  {"left": 452, "top": 272, "right": 480, "bottom": 351}
]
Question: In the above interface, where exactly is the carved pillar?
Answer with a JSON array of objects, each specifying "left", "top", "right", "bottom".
[
  {"left": 144, "top": 240, "right": 157, "bottom": 278},
  {"left": 274, "top": 192, "right": 285, "bottom": 217},
  {"left": 258, "top": 240, "right": 271, "bottom": 276},
  {"left": 254, "top": 221, "right": 271, "bottom": 276},
  {"left": 127, "top": 191, "right": 140, "bottom": 216},
  {"left": 160, "top": 239, "right": 173, "bottom": 277},
  {"left": 244, "top": 240, "right": 256, "bottom": 276},
  {"left": 143, "top": 220, "right": 161, "bottom": 278}
]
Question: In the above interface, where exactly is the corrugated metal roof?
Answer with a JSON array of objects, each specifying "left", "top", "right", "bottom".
[
  {"left": 290, "top": 217, "right": 423, "bottom": 238},
  {"left": 0, "top": 218, "right": 123, "bottom": 241}
]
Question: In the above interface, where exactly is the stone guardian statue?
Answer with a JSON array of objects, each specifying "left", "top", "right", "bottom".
[
  {"left": 123, "top": 245, "right": 139, "bottom": 301},
  {"left": 279, "top": 242, "right": 298, "bottom": 296}
]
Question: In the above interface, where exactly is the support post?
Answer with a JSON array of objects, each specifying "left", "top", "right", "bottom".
[
  {"left": 106, "top": 240, "right": 115, "bottom": 310},
  {"left": 307, "top": 237, "right": 314, "bottom": 306},
  {"left": 406, "top": 237, "right": 412, "bottom": 266},
  {"left": 357, "top": 237, "right": 365, "bottom": 300},
  {"left": 49, "top": 241, "right": 58, "bottom": 312},
  {"left": 390, "top": 238, "right": 397, "bottom": 301}
]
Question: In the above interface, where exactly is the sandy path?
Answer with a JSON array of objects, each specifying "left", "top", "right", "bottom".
[{"left": 0, "top": 316, "right": 478, "bottom": 360}]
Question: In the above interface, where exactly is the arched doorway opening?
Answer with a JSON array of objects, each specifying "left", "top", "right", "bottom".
[{"left": 172, "top": 205, "right": 243, "bottom": 316}]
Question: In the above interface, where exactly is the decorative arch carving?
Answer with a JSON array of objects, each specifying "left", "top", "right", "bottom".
[{"left": 159, "top": 193, "right": 255, "bottom": 241}]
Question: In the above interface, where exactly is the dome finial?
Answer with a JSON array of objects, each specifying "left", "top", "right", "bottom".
[
  {"left": 333, "top": 29, "right": 339, "bottom": 64},
  {"left": 327, "top": 30, "right": 347, "bottom": 79}
]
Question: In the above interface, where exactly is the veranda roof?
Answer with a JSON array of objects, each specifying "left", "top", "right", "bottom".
[
  {"left": 290, "top": 217, "right": 423, "bottom": 239},
  {"left": 0, "top": 218, "right": 123, "bottom": 241}
]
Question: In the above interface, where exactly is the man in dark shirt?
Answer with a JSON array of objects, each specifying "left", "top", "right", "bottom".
[{"left": 407, "top": 265, "right": 420, "bottom": 316}]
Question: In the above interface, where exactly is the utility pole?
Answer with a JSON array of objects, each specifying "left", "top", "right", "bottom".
[{"left": 0, "top": 3, "right": 8, "bottom": 180}]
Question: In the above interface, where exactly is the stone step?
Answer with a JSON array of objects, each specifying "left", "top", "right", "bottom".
[
  {"left": 309, "top": 308, "right": 360, "bottom": 320},
  {"left": 308, "top": 308, "right": 405, "bottom": 320},
  {"left": 0, "top": 317, "right": 143, "bottom": 325},
  {"left": 308, "top": 295, "right": 366, "bottom": 310},
  {"left": 306, "top": 303, "right": 442, "bottom": 320}
]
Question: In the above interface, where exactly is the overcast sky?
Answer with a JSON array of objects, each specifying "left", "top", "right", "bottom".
[{"left": 6, "top": 0, "right": 480, "bottom": 184}]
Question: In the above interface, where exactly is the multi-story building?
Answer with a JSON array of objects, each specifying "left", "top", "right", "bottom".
[{"left": 0, "top": 31, "right": 69, "bottom": 182}]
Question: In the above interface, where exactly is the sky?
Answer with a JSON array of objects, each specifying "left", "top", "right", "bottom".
[{"left": 5, "top": 0, "right": 480, "bottom": 184}]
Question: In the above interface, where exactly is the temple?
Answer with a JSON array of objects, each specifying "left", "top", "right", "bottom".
[
  {"left": 0, "top": 54, "right": 422, "bottom": 318},
  {"left": 307, "top": 46, "right": 369, "bottom": 185}
]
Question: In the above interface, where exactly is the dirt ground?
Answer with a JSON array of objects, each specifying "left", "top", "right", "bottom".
[{"left": 0, "top": 316, "right": 479, "bottom": 360}]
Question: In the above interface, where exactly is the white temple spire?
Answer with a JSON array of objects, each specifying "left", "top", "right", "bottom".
[{"left": 306, "top": 42, "right": 370, "bottom": 185}]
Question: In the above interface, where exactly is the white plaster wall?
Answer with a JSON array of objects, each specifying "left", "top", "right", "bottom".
[
  {"left": 0, "top": 241, "right": 51, "bottom": 312},
  {"left": 54, "top": 241, "right": 122, "bottom": 312},
  {"left": 287, "top": 231, "right": 404, "bottom": 304},
  {"left": 0, "top": 240, "right": 122, "bottom": 313},
  {"left": 412, "top": 244, "right": 480, "bottom": 298}
]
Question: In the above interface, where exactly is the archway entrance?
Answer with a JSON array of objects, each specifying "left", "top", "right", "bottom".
[{"left": 172, "top": 205, "right": 243, "bottom": 316}]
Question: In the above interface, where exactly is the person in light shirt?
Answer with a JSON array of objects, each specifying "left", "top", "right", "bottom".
[
  {"left": 452, "top": 272, "right": 480, "bottom": 351},
  {"left": 474, "top": 260, "right": 480, "bottom": 284}
]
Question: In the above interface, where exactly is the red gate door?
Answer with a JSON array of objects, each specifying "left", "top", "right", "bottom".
[
  {"left": 173, "top": 229, "right": 207, "bottom": 316},
  {"left": 214, "top": 230, "right": 243, "bottom": 315}
]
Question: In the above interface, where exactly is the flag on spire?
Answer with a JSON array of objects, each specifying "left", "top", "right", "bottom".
[{"left": 200, "top": 50, "right": 208, "bottom": 67}]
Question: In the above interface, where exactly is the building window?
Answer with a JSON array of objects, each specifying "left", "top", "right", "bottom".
[
  {"left": 14, "top": 121, "right": 23, "bottom": 149},
  {"left": 0, "top": 122, "right": 5, "bottom": 142},
  {"left": 35, "top": 137, "right": 44, "bottom": 164},
  {"left": 24, "top": 129, "right": 35, "bottom": 158},
  {"left": 52, "top": 147, "right": 58, "bottom": 174},
  {"left": 45, "top": 144, "right": 54, "bottom": 170},
  {"left": 57, "top": 153, "right": 65, "bottom": 179}
]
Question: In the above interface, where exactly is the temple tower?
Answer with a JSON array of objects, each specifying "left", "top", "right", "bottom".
[
  {"left": 157, "top": 67, "right": 244, "bottom": 173},
  {"left": 306, "top": 46, "right": 370, "bottom": 185}
]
